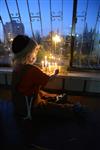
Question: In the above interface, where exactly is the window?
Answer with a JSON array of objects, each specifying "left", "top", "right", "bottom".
[
  {"left": 0, "top": 0, "right": 100, "bottom": 74},
  {"left": 70, "top": 0, "right": 100, "bottom": 70}
]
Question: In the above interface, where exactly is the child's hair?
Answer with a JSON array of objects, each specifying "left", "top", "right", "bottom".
[{"left": 11, "top": 35, "right": 38, "bottom": 65}]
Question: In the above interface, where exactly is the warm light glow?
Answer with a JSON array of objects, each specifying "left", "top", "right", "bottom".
[
  {"left": 41, "top": 61, "right": 44, "bottom": 68},
  {"left": 45, "top": 55, "right": 47, "bottom": 60},
  {"left": 10, "top": 38, "right": 13, "bottom": 42},
  {"left": 41, "top": 54, "right": 61, "bottom": 75},
  {"left": 52, "top": 34, "right": 61, "bottom": 43}
]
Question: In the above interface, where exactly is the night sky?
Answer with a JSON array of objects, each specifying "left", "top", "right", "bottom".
[{"left": 0, "top": 0, "right": 100, "bottom": 41}]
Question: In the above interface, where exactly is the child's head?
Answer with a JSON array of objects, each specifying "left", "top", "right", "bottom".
[{"left": 12, "top": 35, "right": 39, "bottom": 65}]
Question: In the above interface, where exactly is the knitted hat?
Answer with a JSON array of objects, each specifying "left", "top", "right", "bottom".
[{"left": 12, "top": 35, "right": 38, "bottom": 54}]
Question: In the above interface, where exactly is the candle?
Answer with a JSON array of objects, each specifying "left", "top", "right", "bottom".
[
  {"left": 41, "top": 61, "right": 44, "bottom": 68},
  {"left": 55, "top": 62, "right": 58, "bottom": 69},
  {"left": 41, "top": 54, "right": 62, "bottom": 74},
  {"left": 49, "top": 63, "right": 51, "bottom": 74},
  {"left": 45, "top": 60, "right": 48, "bottom": 67},
  {"left": 41, "top": 60, "right": 45, "bottom": 72},
  {"left": 45, "top": 55, "right": 47, "bottom": 60},
  {"left": 59, "top": 65, "right": 61, "bottom": 73}
]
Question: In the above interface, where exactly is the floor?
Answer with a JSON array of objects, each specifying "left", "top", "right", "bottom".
[{"left": 0, "top": 88, "right": 100, "bottom": 150}]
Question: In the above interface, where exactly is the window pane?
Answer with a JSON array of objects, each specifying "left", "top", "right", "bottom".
[
  {"left": 0, "top": 0, "right": 99, "bottom": 74},
  {"left": 72, "top": 0, "right": 100, "bottom": 70},
  {"left": 0, "top": 0, "right": 73, "bottom": 75}
]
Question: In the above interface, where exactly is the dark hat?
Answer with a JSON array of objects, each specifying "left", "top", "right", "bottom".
[{"left": 12, "top": 35, "right": 37, "bottom": 54}]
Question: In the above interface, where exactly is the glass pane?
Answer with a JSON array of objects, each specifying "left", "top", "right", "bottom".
[
  {"left": 0, "top": 0, "right": 73, "bottom": 75},
  {"left": 73, "top": 0, "right": 100, "bottom": 70},
  {"left": 0, "top": 0, "right": 99, "bottom": 74}
]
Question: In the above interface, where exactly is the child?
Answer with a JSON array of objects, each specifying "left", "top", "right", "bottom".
[
  {"left": 11, "top": 35, "right": 87, "bottom": 146},
  {"left": 11, "top": 35, "right": 85, "bottom": 120}
]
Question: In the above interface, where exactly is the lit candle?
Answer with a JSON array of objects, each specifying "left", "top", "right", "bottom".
[
  {"left": 55, "top": 62, "right": 58, "bottom": 69},
  {"left": 45, "top": 60, "right": 48, "bottom": 67},
  {"left": 41, "top": 61, "right": 44, "bottom": 68},
  {"left": 41, "top": 61, "right": 45, "bottom": 72},
  {"left": 51, "top": 56, "right": 54, "bottom": 59},
  {"left": 45, "top": 55, "right": 47, "bottom": 60},
  {"left": 48, "top": 62, "right": 51, "bottom": 74},
  {"left": 59, "top": 65, "right": 61, "bottom": 73}
]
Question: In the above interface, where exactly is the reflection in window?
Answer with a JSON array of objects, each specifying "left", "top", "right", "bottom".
[
  {"left": 72, "top": 0, "right": 100, "bottom": 70},
  {"left": 0, "top": 0, "right": 100, "bottom": 73}
]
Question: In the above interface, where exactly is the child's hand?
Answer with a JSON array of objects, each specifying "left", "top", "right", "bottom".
[
  {"left": 54, "top": 69, "right": 59, "bottom": 75},
  {"left": 40, "top": 99, "right": 47, "bottom": 105},
  {"left": 50, "top": 69, "right": 59, "bottom": 80}
]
